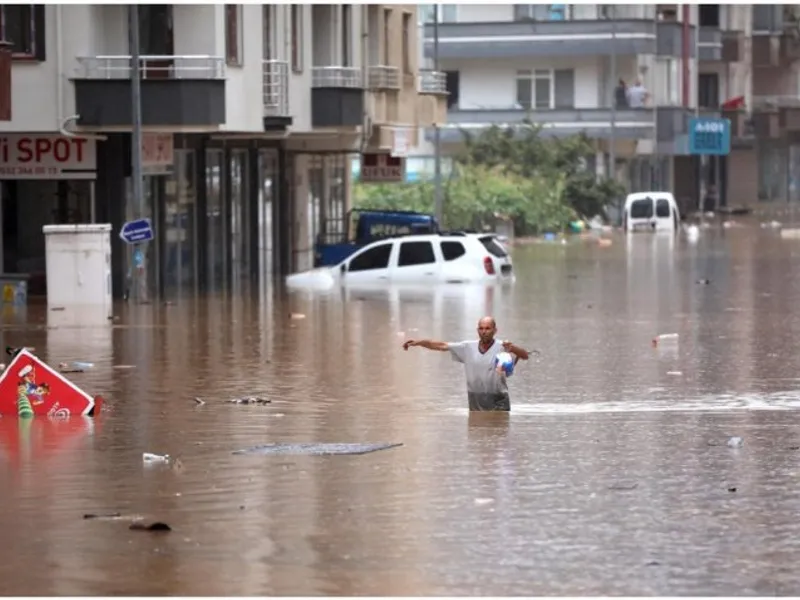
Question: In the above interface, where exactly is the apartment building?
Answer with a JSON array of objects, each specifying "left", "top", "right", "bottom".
[
  {"left": 414, "top": 4, "right": 800, "bottom": 213},
  {"left": 0, "top": 4, "right": 447, "bottom": 299}
]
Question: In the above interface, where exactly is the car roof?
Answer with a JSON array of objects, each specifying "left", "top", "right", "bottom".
[{"left": 625, "top": 192, "right": 676, "bottom": 203}]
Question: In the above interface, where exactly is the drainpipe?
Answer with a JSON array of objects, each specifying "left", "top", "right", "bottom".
[
  {"left": 609, "top": 6, "right": 617, "bottom": 191},
  {"left": 682, "top": 4, "right": 690, "bottom": 108},
  {"left": 433, "top": 5, "right": 443, "bottom": 226},
  {"left": 359, "top": 5, "right": 369, "bottom": 155}
]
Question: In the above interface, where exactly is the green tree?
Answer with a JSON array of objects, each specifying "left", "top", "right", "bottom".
[{"left": 458, "top": 121, "right": 624, "bottom": 220}]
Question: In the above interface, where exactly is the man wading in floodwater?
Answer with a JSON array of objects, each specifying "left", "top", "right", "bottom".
[{"left": 403, "top": 316, "right": 529, "bottom": 411}]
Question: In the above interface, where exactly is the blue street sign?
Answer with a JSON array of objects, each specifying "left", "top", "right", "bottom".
[
  {"left": 688, "top": 117, "right": 731, "bottom": 156},
  {"left": 119, "top": 218, "right": 154, "bottom": 244}
]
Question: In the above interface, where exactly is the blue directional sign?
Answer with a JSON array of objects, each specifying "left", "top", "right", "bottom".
[
  {"left": 689, "top": 117, "right": 731, "bottom": 156},
  {"left": 119, "top": 218, "right": 154, "bottom": 244}
]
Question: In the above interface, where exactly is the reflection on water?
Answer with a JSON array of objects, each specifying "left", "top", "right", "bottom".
[{"left": 3, "top": 228, "right": 800, "bottom": 594}]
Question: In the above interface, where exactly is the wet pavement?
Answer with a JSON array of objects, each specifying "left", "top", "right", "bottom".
[{"left": 3, "top": 227, "right": 800, "bottom": 594}]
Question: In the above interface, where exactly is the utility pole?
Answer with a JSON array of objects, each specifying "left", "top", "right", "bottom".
[
  {"left": 128, "top": 5, "right": 146, "bottom": 303},
  {"left": 609, "top": 6, "right": 618, "bottom": 220},
  {"left": 432, "top": 4, "right": 444, "bottom": 227}
]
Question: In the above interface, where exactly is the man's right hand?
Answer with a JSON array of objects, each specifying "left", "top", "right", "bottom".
[{"left": 402, "top": 340, "right": 417, "bottom": 351}]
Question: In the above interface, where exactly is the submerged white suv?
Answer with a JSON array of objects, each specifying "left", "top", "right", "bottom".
[{"left": 286, "top": 233, "right": 514, "bottom": 288}]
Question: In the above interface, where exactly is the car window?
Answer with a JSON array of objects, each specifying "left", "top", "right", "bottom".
[
  {"left": 348, "top": 243, "right": 392, "bottom": 272},
  {"left": 479, "top": 235, "right": 507, "bottom": 258},
  {"left": 655, "top": 198, "right": 670, "bottom": 218},
  {"left": 629, "top": 199, "right": 653, "bottom": 219},
  {"left": 398, "top": 241, "right": 436, "bottom": 266},
  {"left": 440, "top": 241, "right": 466, "bottom": 261}
]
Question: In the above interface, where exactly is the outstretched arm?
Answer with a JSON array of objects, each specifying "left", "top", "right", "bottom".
[
  {"left": 502, "top": 340, "right": 530, "bottom": 361},
  {"left": 403, "top": 339, "right": 449, "bottom": 352}
]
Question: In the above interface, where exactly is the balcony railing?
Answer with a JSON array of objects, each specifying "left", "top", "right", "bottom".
[
  {"left": 263, "top": 60, "right": 289, "bottom": 117},
  {"left": 75, "top": 55, "right": 226, "bottom": 80},
  {"left": 311, "top": 66, "right": 362, "bottom": 89},
  {"left": 367, "top": 65, "right": 400, "bottom": 90},
  {"left": 419, "top": 70, "right": 447, "bottom": 94},
  {"left": 752, "top": 95, "right": 800, "bottom": 110}
]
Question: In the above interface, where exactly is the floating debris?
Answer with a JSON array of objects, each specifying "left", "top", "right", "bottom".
[
  {"left": 227, "top": 396, "right": 271, "bottom": 405},
  {"left": 233, "top": 442, "right": 403, "bottom": 456},
  {"left": 727, "top": 436, "right": 744, "bottom": 449},
  {"left": 193, "top": 397, "right": 206, "bottom": 406},
  {"left": 143, "top": 452, "right": 170, "bottom": 464},
  {"left": 129, "top": 521, "right": 171, "bottom": 532},
  {"left": 83, "top": 512, "right": 122, "bottom": 520}
]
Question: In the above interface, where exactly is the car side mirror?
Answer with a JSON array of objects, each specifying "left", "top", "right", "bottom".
[{"left": 340, "top": 263, "right": 347, "bottom": 274}]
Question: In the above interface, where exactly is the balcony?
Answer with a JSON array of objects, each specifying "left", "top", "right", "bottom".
[
  {"left": 752, "top": 5, "right": 800, "bottom": 65},
  {"left": 310, "top": 66, "right": 364, "bottom": 129},
  {"left": 367, "top": 65, "right": 400, "bottom": 91},
  {"left": 752, "top": 95, "right": 800, "bottom": 138},
  {"left": 72, "top": 55, "right": 226, "bottom": 128},
  {"left": 721, "top": 30, "right": 744, "bottom": 62},
  {"left": 422, "top": 20, "right": 696, "bottom": 60},
  {"left": 417, "top": 70, "right": 448, "bottom": 127},
  {"left": 418, "top": 70, "right": 447, "bottom": 95},
  {"left": 698, "top": 27, "right": 722, "bottom": 61},
  {"left": 262, "top": 60, "right": 291, "bottom": 131},
  {"left": 424, "top": 105, "right": 696, "bottom": 154}
]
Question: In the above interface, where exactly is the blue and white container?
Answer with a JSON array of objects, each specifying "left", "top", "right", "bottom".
[{"left": 495, "top": 351, "right": 515, "bottom": 377}]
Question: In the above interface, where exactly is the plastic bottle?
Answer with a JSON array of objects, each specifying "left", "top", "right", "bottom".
[
  {"left": 652, "top": 333, "right": 679, "bottom": 347},
  {"left": 142, "top": 452, "right": 170, "bottom": 464}
]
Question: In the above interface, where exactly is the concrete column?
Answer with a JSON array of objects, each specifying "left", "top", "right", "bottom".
[{"left": 293, "top": 153, "right": 311, "bottom": 273}]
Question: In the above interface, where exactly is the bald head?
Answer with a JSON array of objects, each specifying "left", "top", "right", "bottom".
[{"left": 477, "top": 316, "right": 497, "bottom": 343}]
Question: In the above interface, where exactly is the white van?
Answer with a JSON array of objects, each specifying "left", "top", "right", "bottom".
[{"left": 622, "top": 192, "right": 681, "bottom": 233}]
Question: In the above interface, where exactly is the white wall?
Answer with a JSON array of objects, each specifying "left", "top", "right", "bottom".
[
  {"left": 451, "top": 4, "right": 656, "bottom": 22},
  {"left": 223, "top": 4, "right": 265, "bottom": 132},
  {"left": 443, "top": 57, "right": 606, "bottom": 109}
]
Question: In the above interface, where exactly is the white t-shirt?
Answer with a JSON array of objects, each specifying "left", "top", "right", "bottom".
[{"left": 448, "top": 339, "right": 510, "bottom": 400}]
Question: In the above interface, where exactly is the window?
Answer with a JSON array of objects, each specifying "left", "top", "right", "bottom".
[
  {"left": 699, "top": 5, "right": 720, "bottom": 27},
  {"left": 263, "top": 5, "right": 273, "bottom": 60},
  {"left": 420, "top": 5, "right": 457, "bottom": 23},
  {"left": 514, "top": 4, "right": 569, "bottom": 21},
  {"left": 225, "top": 5, "right": 242, "bottom": 66},
  {"left": 398, "top": 241, "right": 435, "bottom": 266},
  {"left": 445, "top": 71, "right": 460, "bottom": 109},
  {"left": 479, "top": 236, "right": 508, "bottom": 258},
  {"left": 655, "top": 199, "right": 670, "bottom": 218},
  {"left": 402, "top": 12, "right": 412, "bottom": 74},
  {"left": 0, "top": 5, "right": 45, "bottom": 60},
  {"left": 291, "top": 4, "right": 303, "bottom": 73},
  {"left": 348, "top": 243, "right": 392, "bottom": 272},
  {"left": 382, "top": 8, "right": 391, "bottom": 65},
  {"left": 516, "top": 69, "right": 562, "bottom": 110},
  {"left": 341, "top": 5, "right": 351, "bottom": 67},
  {"left": 440, "top": 241, "right": 466, "bottom": 261},
  {"left": 698, "top": 73, "right": 719, "bottom": 109},
  {"left": 630, "top": 199, "right": 654, "bottom": 219}
]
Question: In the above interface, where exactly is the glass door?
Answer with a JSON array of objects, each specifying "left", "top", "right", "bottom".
[
  {"left": 163, "top": 149, "right": 197, "bottom": 296},
  {"left": 229, "top": 149, "right": 250, "bottom": 288},
  {"left": 205, "top": 148, "right": 227, "bottom": 291}
]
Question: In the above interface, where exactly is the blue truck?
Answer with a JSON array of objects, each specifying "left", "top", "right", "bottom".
[{"left": 314, "top": 209, "right": 440, "bottom": 267}]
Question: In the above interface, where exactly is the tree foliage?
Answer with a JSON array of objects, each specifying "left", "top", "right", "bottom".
[{"left": 353, "top": 121, "right": 625, "bottom": 234}]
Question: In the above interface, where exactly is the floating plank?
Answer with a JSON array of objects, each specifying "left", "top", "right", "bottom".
[{"left": 232, "top": 442, "right": 403, "bottom": 456}]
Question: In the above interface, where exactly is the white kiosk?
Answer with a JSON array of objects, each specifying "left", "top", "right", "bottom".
[{"left": 43, "top": 224, "right": 113, "bottom": 319}]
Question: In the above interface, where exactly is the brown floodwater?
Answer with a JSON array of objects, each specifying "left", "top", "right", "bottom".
[{"left": 3, "top": 226, "right": 800, "bottom": 595}]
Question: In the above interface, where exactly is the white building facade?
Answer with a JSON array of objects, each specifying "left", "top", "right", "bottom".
[
  {"left": 413, "top": 4, "right": 800, "bottom": 214},
  {"left": 0, "top": 4, "right": 447, "bottom": 299}
]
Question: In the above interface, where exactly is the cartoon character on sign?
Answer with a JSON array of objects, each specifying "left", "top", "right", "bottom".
[{"left": 16, "top": 364, "right": 51, "bottom": 406}]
